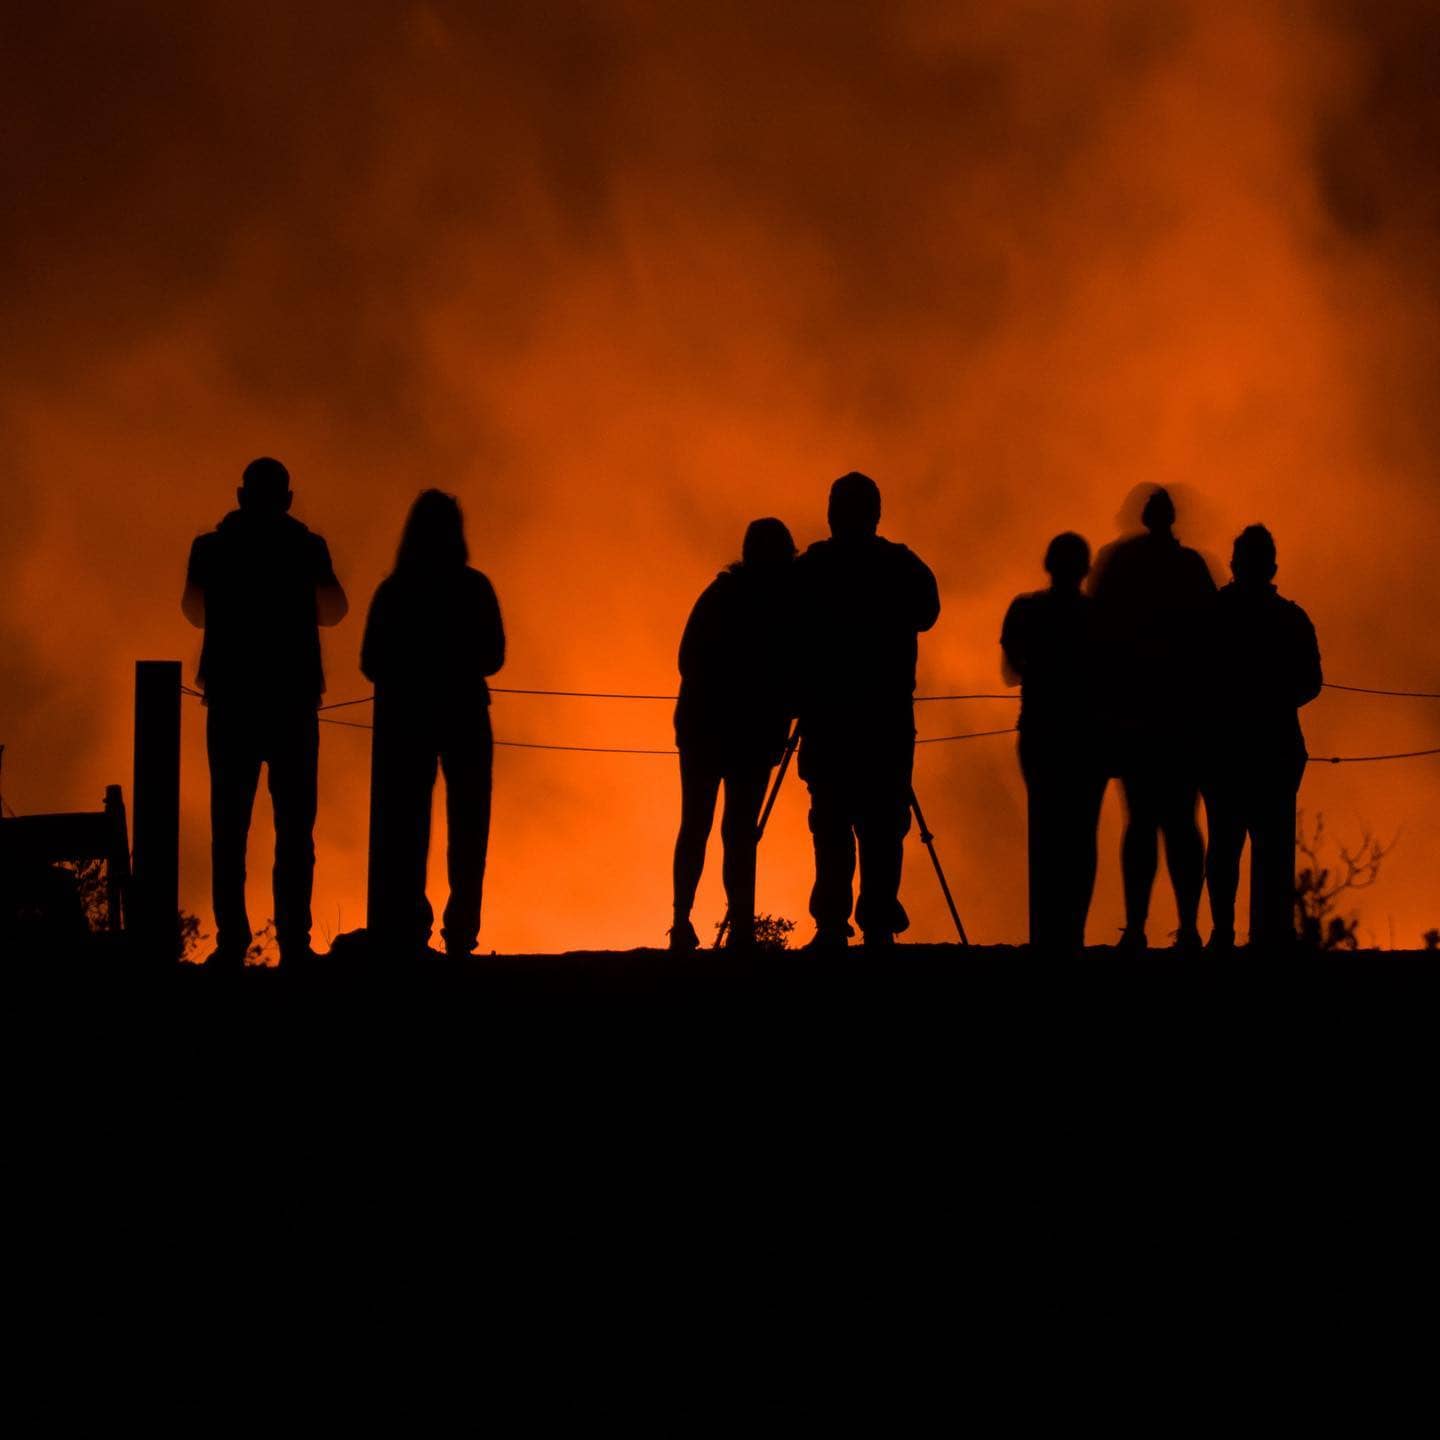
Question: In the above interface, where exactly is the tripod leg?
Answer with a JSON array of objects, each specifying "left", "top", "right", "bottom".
[{"left": 909, "top": 788, "right": 969, "bottom": 945}]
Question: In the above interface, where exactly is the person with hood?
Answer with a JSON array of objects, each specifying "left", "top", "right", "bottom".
[
  {"left": 1202, "top": 524, "right": 1322, "bottom": 950},
  {"left": 1001, "top": 532, "right": 1106, "bottom": 955},
  {"left": 1089, "top": 486, "right": 1216, "bottom": 952},
  {"left": 796, "top": 472, "right": 940, "bottom": 949},
  {"left": 183, "top": 456, "right": 348, "bottom": 968},
  {"left": 670, "top": 518, "right": 797, "bottom": 951},
  {"left": 361, "top": 490, "right": 505, "bottom": 960}
]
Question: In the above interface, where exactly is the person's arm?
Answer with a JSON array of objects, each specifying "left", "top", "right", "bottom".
[
  {"left": 1293, "top": 608, "right": 1323, "bottom": 708},
  {"left": 475, "top": 573, "right": 506, "bottom": 678},
  {"left": 313, "top": 537, "right": 348, "bottom": 627},
  {"left": 906, "top": 549, "right": 941, "bottom": 633},
  {"left": 182, "top": 537, "right": 207, "bottom": 628},
  {"left": 359, "top": 583, "right": 387, "bottom": 684},
  {"left": 999, "top": 598, "right": 1025, "bottom": 687},
  {"left": 678, "top": 583, "right": 722, "bottom": 680}
]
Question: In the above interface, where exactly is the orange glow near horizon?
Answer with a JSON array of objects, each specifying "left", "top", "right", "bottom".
[{"left": 3, "top": 2, "right": 1438, "bottom": 953}]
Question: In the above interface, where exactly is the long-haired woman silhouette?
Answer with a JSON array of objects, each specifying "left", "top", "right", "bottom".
[
  {"left": 671, "top": 517, "right": 797, "bottom": 950},
  {"left": 361, "top": 490, "right": 505, "bottom": 958}
]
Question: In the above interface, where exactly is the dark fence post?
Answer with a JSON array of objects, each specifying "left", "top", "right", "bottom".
[{"left": 132, "top": 660, "right": 181, "bottom": 962}]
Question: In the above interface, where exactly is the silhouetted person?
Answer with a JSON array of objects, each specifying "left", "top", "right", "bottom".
[
  {"left": 796, "top": 473, "right": 940, "bottom": 948},
  {"left": 183, "top": 457, "right": 348, "bottom": 968},
  {"left": 1202, "top": 525, "right": 1322, "bottom": 950},
  {"left": 1001, "top": 533, "right": 1106, "bottom": 955},
  {"left": 361, "top": 491, "right": 504, "bottom": 959},
  {"left": 670, "top": 519, "right": 797, "bottom": 951},
  {"left": 1089, "top": 487, "right": 1216, "bottom": 951}
]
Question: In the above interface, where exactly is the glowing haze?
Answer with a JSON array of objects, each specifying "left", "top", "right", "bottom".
[{"left": 3, "top": 1, "right": 1437, "bottom": 952}]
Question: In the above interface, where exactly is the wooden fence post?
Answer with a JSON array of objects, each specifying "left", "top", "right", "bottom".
[{"left": 132, "top": 660, "right": 181, "bottom": 962}]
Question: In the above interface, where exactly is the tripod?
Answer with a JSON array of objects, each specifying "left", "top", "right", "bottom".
[{"left": 714, "top": 723, "right": 971, "bottom": 946}]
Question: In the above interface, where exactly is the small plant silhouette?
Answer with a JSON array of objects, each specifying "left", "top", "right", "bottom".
[
  {"left": 713, "top": 913, "right": 796, "bottom": 952},
  {"left": 1294, "top": 812, "right": 1394, "bottom": 952},
  {"left": 246, "top": 920, "right": 279, "bottom": 966},
  {"left": 1423, "top": 929, "right": 1439, "bottom": 952}
]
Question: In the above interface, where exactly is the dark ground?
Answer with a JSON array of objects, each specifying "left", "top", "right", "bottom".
[{"left": 11, "top": 941, "right": 1438, "bottom": 1411}]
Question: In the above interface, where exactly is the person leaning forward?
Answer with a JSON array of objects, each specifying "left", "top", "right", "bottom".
[
  {"left": 182, "top": 456, "right": 348, "bottom": 969},
  {"left": 796, "top": 472, "right": 940, "bottom": 948}
]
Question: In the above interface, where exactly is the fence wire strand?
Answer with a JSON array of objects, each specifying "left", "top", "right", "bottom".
[{"left": 170, "top": 681, "right": 1439, "bottom": 763}]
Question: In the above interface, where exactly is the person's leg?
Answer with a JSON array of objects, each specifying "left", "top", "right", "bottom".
[
  {"left": 672, "top": 750, "right": 721, "bottom": 939},
  {"left": 718, "top": 765, "right": 769, "bottom": 944},
  {"left": 1160, "top": 770, "right": 1205, "bottom": 940},
  {"left": 806, "top": 776, "right": 857, "bottom": 937},
  {"left": 368, "top": 702, "right": 439, "bottom": 955},
  {"left": 1119, "top": 766, "right": 1159, "bottom": 942},
  {"left": 439, "top": 709, "right": 494, "bottom": 956},
  {"left": 206, "top": 705, "right": 262, "bottom": 960},
  {"left": 267, "top": 706, "right": 320, "bottom": 960},
  {"left": 1069, "top": 764, "right": 1108, "bottom": 953},
  {"left": 1021, "top": 737, "right": 1060, "bottom": 950},
  {"left": 1249, "top": 773, "right": 1300, "bottom": 949},
  {"left": 854, "top": 738, "right": 914, "bottom": 943},
  {"left": 1204, "top": 781, "right": 1246, "bottom": 945}
]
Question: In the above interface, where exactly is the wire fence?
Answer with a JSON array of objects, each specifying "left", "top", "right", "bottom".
[{"left": 174, "top": 676, "right": 1439, "bottom": 764}]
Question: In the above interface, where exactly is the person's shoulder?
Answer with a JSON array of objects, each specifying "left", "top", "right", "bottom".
[
  {"left": 1007, "top": 587, "right": 1048, "bottom": 614},
  {"left": 877, "top": 536, "right": 936, "bottom": 580},
  {"left": 1274, "top": 591, "right": 1314, "bottom": 626},
  {"left": 1180, "top": 543, "right": 1216, "bottom": 578}
]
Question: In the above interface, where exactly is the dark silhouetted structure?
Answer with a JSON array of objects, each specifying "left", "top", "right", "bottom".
[
  {"left": 797, "top": 472, "right": 940, "bottom": 947},
  {"left": 1089, "top": 487, "right": 1216, "bottom": 950},
  {"left": 362, "top": 490, "right": 505, "bottom": 959},
  {"left": 1001, "top": 533, "right": 1105, "bottom": 954},
  {"left": 184, "top": 457, "right": 347, "bottom": 967},
  {"left": 671, "top": 518, "right": 797, "bottom": 951},
  {"left": 131, "top": 660, "right": 181, "bottom": 962},
  {"left": 1202, "top": 525, "right": 1322, "bottom": 949}
]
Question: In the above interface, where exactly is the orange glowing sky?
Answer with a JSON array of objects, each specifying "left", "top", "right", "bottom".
[{"left": 3, "top": 1, "right": 1438, "bottom": 952}]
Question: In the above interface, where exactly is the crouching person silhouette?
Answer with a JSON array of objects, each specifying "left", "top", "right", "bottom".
[
  {"left": 183, "top": 457, "right": 348, "bottom": 969},
  {"left": 797, "top": 473, "right": 940, "bottom": 948},
  {"left": 670, "top": 518, "right": 797, "bottom": 951},
  {"left": 1202, "top": 525, "right": 1322, "bottom": 950},
  {"left": 361, "top": 491, "right": 505, "bottom": 960},
  {"left": 1001, "top": 533, "right": 1106, "bottom": 955}
]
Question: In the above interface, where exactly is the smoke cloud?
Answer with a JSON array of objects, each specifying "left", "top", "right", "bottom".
[{"left": 3, "top": 0, "right": 1437, "bottom": 950}]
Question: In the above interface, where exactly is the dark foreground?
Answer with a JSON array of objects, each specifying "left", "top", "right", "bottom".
[{"left": 13, "top": 942, "right": 1438, "bottom": 1411}]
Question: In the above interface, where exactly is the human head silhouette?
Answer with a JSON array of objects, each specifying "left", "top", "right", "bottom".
[
  {"left": 742, "top": 517, "right": 796, "bottom": 571},
  {"left": 238, "top": 456, "right": 292, "bottom": 514},
  {"left": 1044, "top": 532, "right": 1091, "bottom": 590},
  {"left": 1231, "top": 523, "right": 1277, "bottom": 586},
  {"left": 828, "top": 471, "right": 881, "bottom": 540},
  {"left": 395, "top": 489, "right": 468, "bottom": 572},
  {"left": 1141, "top": 486, "right": 1176, "bottom": 535}
]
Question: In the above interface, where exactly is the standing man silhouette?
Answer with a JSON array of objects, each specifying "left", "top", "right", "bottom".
[
  {"left": 183, "top": 457, "right": 348, "bottom": 968},
  {"left": 1001, "top": 533, "right": 1106, "bottom": 955},
  {"left": 361, "top": 490, "right": 505, "bottom": 960},
  {"left": 670, "top": 518, "right": 797, "bottom": 951},
  {"left": 797, "top": 472, "right": 940, "bottom": 948},
  {"left": 1202, "top": 525, "right": 1322, "bottom": 950},
  {"left": 1089, "top": 486, "right": 1216, "bottom": 952}
]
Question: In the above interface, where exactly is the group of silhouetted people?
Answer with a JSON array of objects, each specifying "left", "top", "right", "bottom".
[
  {"left": 672, "top": 472, "right": 939, "bottom": 951},
  {"left": 185, "top": 460, "right": 503, "bottom": 967},
  {"left": 1001, "top": 488, "right": 1322, "bottom": 956},
  {"left": 183, "top": 458, "right": 1319, "bottom": 967}
]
